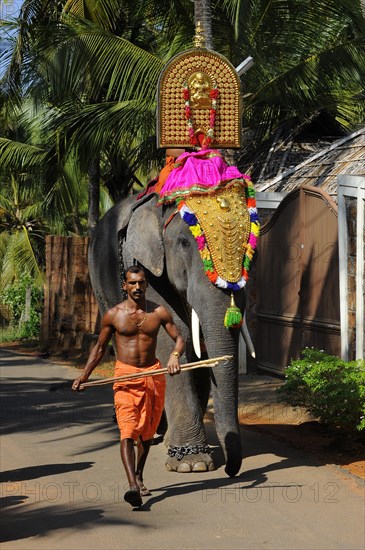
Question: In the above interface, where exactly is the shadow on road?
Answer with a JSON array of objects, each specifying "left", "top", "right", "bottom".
[
  {"left": 0, "top": 462, "right": 94, "bottom": 483},
  {"left": 1, "top": 504, "right": 108, "bottom": 543}
]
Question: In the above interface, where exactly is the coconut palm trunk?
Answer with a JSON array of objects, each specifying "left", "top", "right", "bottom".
[{"left": 194, "top": 0, "right": 213, "bottom": 49}]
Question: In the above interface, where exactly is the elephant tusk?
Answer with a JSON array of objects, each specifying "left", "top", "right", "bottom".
[
  {"left": 240, "top": 322, "right": 256, "bottom": 358},
  {"left": 191, "top": 308, "right": 202, "bottom": 359}
]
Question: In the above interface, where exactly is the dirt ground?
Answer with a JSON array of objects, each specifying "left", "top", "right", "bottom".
[{"left": 2, "top": 340, "right": 364, "bottom": 481}]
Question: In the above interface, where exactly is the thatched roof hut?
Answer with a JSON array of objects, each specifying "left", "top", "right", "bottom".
[{"left": 255, "top": 128, "right": 365, "bottom": 202}]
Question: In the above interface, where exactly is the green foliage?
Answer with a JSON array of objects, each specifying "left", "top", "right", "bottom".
[
  {"left": 1, "top": 0, "right": 365, "bottom": 279},
  {"left": 0, "top": 273, "right": 43, "bottom": 339},
  {"left": 0, "top": 173, "right": 46, "bottom": 287},
  {"left": 278, "top": 348, "right": 365, "bottom": 432},
  {"left": 0, "top": 325, "right": 20, "bottom": 343},
  {"left": 0, "top": 312, "right": 40, "bottom": 341}
]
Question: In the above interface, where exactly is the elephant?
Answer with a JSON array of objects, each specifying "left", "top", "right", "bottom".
[{"left": 88, "top": 188, "right": 253, "bottom": 478}]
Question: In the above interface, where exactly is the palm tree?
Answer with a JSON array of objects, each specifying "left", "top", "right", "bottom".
[
  {"left": 0, "top": 174, "right": 46, "bottom": 287},
  {"left": 1, "top": 0, "right": 364, "bottom": 220},
  {"left": 0, "top": 95, "right": 113, "bottom": 286},
  {"left": 39, "top": 0, "right": 365, "bottom": 174},
  {"left": 222, "top": 0, "right": 365, "bottom": 172},
  {"left": 194, "top": 0, "right": 213, "bottom": 49},
  {"left": 1, "top": 0, "right": 158, "bottom": 234}
]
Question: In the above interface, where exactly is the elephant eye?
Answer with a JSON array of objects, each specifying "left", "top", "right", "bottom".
[{"left": 177, "top": 233, "right": 190, "bottom": 248}]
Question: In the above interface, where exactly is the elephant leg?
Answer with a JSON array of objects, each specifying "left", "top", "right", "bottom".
[
  {"left": 164, "top": 371, "right": 215, "bottom": 473},
  {"left": 192, "top": 367, "right": 211, "bottom": 417}
]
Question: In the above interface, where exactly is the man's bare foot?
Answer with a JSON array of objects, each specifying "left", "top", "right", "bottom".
[{"left": 136, "top": 479, "right": 151, "bottom": 496}]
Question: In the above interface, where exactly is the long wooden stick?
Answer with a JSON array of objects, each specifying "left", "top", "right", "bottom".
[{"left": 79, "top": 355, "right": 232, "bottom": 389}]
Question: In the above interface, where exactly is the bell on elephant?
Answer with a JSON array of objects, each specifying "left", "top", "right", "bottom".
[{"left": 224, "top": 292, "right": 243, "bottom": 329}]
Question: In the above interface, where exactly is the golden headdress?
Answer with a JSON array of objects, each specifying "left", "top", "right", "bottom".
[{"left": 157, "top": 47, "right": 242, "bottom": 149}]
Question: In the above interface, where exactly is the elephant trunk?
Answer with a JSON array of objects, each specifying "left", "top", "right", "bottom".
[{"left": 198, "top": 299, "right": 242, "bottom": 477}]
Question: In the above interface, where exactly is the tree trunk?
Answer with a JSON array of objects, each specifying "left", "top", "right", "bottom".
[
  {"left": 194, "top": 0, "right": 213, "bottom": 50},
  {"left": 87, "top": 157, "right": 100, "bottom": 237}
]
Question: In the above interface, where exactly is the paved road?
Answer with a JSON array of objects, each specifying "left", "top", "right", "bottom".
[{"left": 1, "top": 349, "right": 364, "bottom": 550}]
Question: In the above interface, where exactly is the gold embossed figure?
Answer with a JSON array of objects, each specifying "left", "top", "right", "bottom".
[{"left": 187, "top": 72, "right": 212, "bottom": 109}]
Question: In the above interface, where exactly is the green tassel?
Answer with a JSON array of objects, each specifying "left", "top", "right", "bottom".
[{"left": 224, "top": 293, "right": 243, "bottom": 329}]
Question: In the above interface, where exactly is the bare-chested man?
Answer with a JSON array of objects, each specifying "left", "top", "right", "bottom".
[{"left": 72, "top": 265, "right": 185, "bottom": 507}]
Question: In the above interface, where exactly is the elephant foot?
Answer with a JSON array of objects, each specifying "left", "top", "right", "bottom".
[
  {"left": 223, "top": 432, "right": 242, "bottom": 477},
  {"left": 224, "top": 456, "right": 242, "bottom": 478},
  {"left": 165, "top": 444, "right": 216, "bottom": 473}
]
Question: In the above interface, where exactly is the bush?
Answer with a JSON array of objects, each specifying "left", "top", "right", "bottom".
[
  {"left": 278, "top": 348, "right": 365, "bottom": 432},
  {"left": 0, "top": 274, "right": 43, "bottom": 340}
]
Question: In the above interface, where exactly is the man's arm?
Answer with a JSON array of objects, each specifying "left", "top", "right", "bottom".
[
  {"left": 158, "top": 306, "right": 185, "bottom": 375},
  {"left": 72, "top": 311, "right": 115, "bottom": 391}
]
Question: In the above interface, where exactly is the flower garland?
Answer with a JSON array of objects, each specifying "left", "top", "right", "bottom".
[
  {"left": 177, "top": 179, "right": 260, "bottom": 291},
  {"left": 183, "top": 82, "right": 219, "bottom": 149}
]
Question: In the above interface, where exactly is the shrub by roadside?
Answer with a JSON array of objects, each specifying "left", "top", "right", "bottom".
[
  {"left": 0, "top": 274, "right": 42, "bottom": 340},
  {"left": 278, "top": 348, "right": 365, "bottom": 432}
]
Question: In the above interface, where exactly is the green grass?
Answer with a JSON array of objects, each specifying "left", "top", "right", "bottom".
[{"left": 0, "top": 325, "right": 38, "bottom": 344}]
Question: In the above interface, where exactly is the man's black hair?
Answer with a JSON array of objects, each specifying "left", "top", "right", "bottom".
[{"left": 123, "top": 265, "right": 146, "bottom": 280}]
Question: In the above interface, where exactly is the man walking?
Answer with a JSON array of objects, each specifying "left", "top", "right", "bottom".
[{"left": 72, "top": 265, "right": 184, "bottom": 507}]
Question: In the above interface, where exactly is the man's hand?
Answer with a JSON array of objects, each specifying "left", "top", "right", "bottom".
[
  {"left": 167, "top": 353, "right": 181, "bottom": 376},
  {"left": 72, "top": 374, "right": 89, "bottom": 391}
]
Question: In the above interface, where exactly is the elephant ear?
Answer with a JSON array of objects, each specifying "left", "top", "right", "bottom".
[
  {"left": 125, "top": 198, "right": 164, "bottom": 276},
  {"left": 115, "top": 192, "right": 155, "bottom": 233}
]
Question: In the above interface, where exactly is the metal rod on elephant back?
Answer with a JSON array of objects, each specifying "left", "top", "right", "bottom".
[{"left": 79, "top": 355, "right": 232, "bottom": 389}]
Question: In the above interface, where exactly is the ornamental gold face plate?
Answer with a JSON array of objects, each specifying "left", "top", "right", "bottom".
[
  {"left": 157, "top": 49, "right": 242, "bottom": 149},
  {"left": 185, "top": 181, "right": 251, "bottom": 282},
  {"left": 187, "top": 72, "right": 212, "bottom": 108}
]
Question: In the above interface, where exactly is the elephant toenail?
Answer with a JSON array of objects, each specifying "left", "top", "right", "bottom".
[
  {"left": 177, "top": 462, "right": 192, "bottom": 473},
  {"left": 165, "top": 463, "right": 173, "bottom": 471},
  {"left": 192, "top": 461, "right": 208, "bottom": 472}
]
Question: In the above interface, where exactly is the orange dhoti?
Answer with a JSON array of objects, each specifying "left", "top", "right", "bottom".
[{"left": 113, "top": 360, "right": 166, "bottom": 442}]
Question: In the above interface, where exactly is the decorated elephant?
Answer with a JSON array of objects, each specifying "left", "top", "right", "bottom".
[
  {"left": 89, "top": 42, "right": 260, "bottom": 477},
  {"left": 88, "top": 148, "right": 259, "bottom": 478}
]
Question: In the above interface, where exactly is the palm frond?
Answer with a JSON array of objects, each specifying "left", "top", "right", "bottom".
[
  {"left": 42, "top": 17, "right": 163, "bottom": 103},
  {"left": 0, "top": 230, "right": 44, "bottom": 288},
  {"left": 0, "top": 138, "right": 47, "bottom": 169},
  {"left": 63, "top": 0, "right": 124, "bottom": 31}
]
